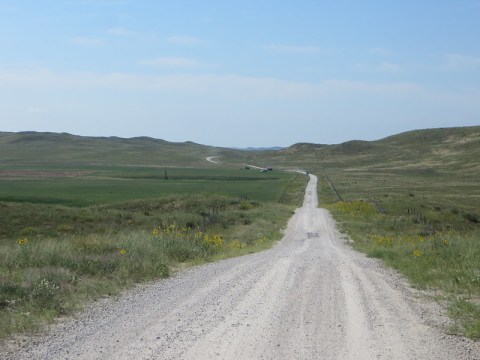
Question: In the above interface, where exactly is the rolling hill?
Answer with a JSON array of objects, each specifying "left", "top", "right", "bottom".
[
  {"left": 235, "top": 126, "right": 480, "bottom": 175},
  {"left": 0, "top": 131, "right": 239, "bottom": 167},
  {"left": 1, "top": 126, "right": 479, "bottom": 174}
]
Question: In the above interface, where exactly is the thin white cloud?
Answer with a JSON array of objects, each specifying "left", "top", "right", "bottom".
[
  {"left": 268, "top": 44, "right": 322, "bottom": 54},
  {"left": 26, "top": 107, "right": 46, "bottom": 114},
  {"left": 7, "top": 69, "right": 478, "bottom": 148},
  {"left": 0, "top": 69, "right": 423, "bottom": 99},
  {"left": 0, "top": 5, "right": 20, "bottom": 12},
  {"left": 107, "top": 27, "right": 134, "bottom": 36},
  {"left": 354, "top": 62, "right": 404, "bottom": 74},
  {"left": 441, "top": 54, "right": 480, "bottom": 71},
  {"left": 166, "top": 35, "right": 204, "bottom": 46},
  {"left": 368, "top": 47, "right": 395, "bottom": 57},
  {"left": 71, "top": 36, "right": 104, "bottom": 47},
  {"left": 64, "top": 0, "right": 126, "bottom": 6},
  {"left": 379, "top": 62, "right": 404, "bottom": 73},
  {"left": 139, "top": 57, "right": 201, "bottom": 68},
  {"left": 322, "top": 80, "right": 420, "bottom": 95}
]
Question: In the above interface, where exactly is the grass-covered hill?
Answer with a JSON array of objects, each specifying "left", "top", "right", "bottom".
[
  {"left": 222, "top": 126, "right": 480, "bottom": 176},
  {"left": 2, "top": 126, "right": 478, "bottom": 173},
  {"left": 0, "top": 131, "right": 241, "bottom": 167},
  {"left": 280, "top": 126, "right": 480, "bottom": 174}
]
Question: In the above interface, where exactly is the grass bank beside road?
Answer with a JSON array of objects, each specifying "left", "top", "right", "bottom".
[
  {"left": 318, "top": 170, "right": 480, "bottom": 339},
  {"left": 0, "top": 167, "right": 308, "bottom": 340}
]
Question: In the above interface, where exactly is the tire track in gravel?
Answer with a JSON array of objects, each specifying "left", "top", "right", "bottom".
[{"left": 2, "top": 175, "right": 479, "bottom": 359}]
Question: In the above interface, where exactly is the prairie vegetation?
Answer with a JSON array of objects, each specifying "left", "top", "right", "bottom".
[
  {"left": 320, "top": 171, "right": 480, "bottom": 338},
  {"left": 223, "top": 126, "right": 480, "bottom": 339},
  {"left": 0, "top": 158, "right": 308, "bottom": 339},
  {"left": 1, "top": 127, "right": 478, "bottom": 339}
]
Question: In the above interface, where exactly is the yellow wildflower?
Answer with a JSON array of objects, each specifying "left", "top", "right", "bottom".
[
  {"left": 414, "top": 249, "right": 422, "bottom": 257},
  {"left": 18, "top": 238, "right": 28, "bottom": 245},
  {"left": 120, "top": 249, "right": 127, "bottom": 255}
]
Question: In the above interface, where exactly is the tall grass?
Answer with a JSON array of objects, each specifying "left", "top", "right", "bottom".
[
  {"left": 324, "top": 200, "right": 480, "bottom": 339},
  {"left": 0, "top": 172, "right": 307, "bottom": 339}
]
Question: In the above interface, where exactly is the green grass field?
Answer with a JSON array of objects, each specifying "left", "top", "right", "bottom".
[
  {"left": 0, "top": 159, "right": 308, "bottom": 339},
  {"left": 0, "top": 166, "right": 291, "bottom": 207}
]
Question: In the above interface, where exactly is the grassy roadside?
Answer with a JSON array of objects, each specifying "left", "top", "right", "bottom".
[
  {"left": 278, "top": 172, "right": 310, "bottom": 207},
  {"left": 218, "top": 126, "right": 480, "bottom": 339},
  {"left": 0, "top": 171, "right": 307, "bottom": 340},
  {"left": 318, "top": 170, "right": 480, "bottom": 339}
]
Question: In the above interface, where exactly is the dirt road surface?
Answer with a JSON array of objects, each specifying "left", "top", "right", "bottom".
[
  {"left": 206, "top": 157, "right": 220, "bottom": 164},
  {"left": 2, "top": 175, "right": 479, "bottom": 359}
]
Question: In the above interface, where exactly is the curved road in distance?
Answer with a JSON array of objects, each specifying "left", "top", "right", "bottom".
[
  {"left": 206, "top": 156, "right": 220, "bottom": 164},
  {"left": 3, "top": 175, "right": 479, "bottom": 359}
]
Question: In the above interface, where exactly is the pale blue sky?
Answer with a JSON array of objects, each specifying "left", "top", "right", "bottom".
[{"left": 1, "top": 0, "right": 479, "bottom": 147}]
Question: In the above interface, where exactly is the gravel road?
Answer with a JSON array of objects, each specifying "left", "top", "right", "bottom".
[
  {"left": 2, "top": 175, "right": 479, "bottom": 359},
  {"left": 205, "top": 157, "right": 220, "bottom": 164}
]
